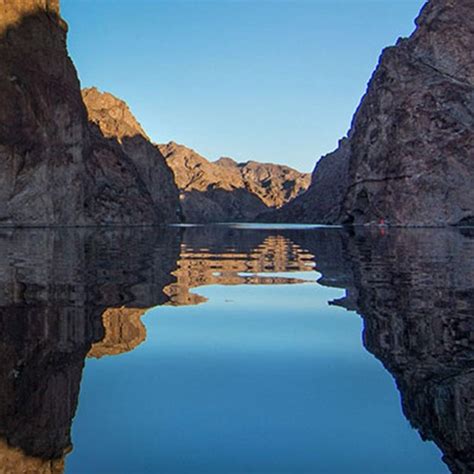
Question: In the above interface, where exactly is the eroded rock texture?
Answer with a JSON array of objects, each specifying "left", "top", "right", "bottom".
[
  {"left": 159, "top": 142, "right": 310, "bottom": 222},
  {"left": 270, "top": 0, "right": 474, "bottom": 226},
  {"left": 0, "top": 2, "right": 180, "bottom": 225},
  {"left": 82, "top": 88, "right": 181, "bottom": 222},
  {"left": 259, "top": 139, "right": 351, "bottom": 223}
]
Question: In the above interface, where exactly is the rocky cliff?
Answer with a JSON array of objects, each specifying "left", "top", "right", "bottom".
[
  {"left": 82, "top": 88, "right": 180, "bottom": 222},
  {"left": 269, "top": 0, "right": 474, "bottom": 226},
  {"left": 0, "top": 1, "right": 180, "bottom": 225},
  {"left": 159, "top": 142, "right": 310, "bottom": 222}
]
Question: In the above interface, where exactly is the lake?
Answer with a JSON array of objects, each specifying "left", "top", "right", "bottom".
[{"left": 0, "top": 224, "right": 471, "bottom": 473}]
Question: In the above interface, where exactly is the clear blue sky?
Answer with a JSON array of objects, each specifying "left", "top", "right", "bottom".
[{"left": 62, "top": 0, "right": 426, "bottom": 172}]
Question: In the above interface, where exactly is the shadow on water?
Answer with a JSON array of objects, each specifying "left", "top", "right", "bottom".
[{"left": 0, "top": 224, "right": 472, "bottom": 473}]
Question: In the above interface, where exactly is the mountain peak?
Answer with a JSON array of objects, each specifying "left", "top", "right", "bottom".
[
  {"left": 82, "top": 87, "right": 149, "bottom": 142},
  {"left": 214, "top": 157, "right": 239, "bottom": 168}
]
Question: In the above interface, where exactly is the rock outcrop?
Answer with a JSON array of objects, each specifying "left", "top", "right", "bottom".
[
  {"left": 269, "top": 0, "right": 474, "bottom": 226},
  {"left": 259, "top": 139, "right": 351, "bottom": 223},
  {"left": 0, "top": 1, "right": 180, "bottom": 225},
  {"left": 159, "top": 142, "right": 310, "bottom": 222},
  {"left": 82, "top": 88, "right": 180, "bottom": 222}
]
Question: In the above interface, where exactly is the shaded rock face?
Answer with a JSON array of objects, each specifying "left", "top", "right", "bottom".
[
  {"left": 271, "top": 0, "right": 474, "bottom": 226},
  {"left": 0, "top": 3, "right": 180, "bottom": 225},
  {"left": 0, "top": 227, "right": 180, "bottom": 466},
  {"left": 159, "top": 142, "right": 310, "bottom": 222},
  {"left": 259, "top": 139, "right": 351, "bottom": 223},
  {"left": 82, "top": 88, "right": 181, "bottom": 222},
  {"left": 297, "top": 227, "right": 474, "bottom": 473}
]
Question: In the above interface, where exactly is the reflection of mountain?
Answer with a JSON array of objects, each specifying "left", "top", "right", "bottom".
[
  {"left": 0, "top": 225, "right": 316, "bottom": 470},
  {"left": 298, "top": 228, "right": 474, "bottom": 474},
  {"left": 164, "top": 226, "right": 315, "bottom": 306},
  {"left": 88, "top": 308, "right": 147, "bottom": 359},
  {"left": 0, "top": 228, "right": 180, "bottom": 470},
  {"left": 0, "top": 438, "right": 65, "bottom": 474},
  {"left": 1, "top": 225, "right": 473, "bottom": 474}
]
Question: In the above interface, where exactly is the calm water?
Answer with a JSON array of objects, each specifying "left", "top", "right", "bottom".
[{"left": 0, "top": 224, "right": 472, "bottom": 473}]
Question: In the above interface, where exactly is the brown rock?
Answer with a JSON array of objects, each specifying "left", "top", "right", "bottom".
[
  {"left": 260, "top": 138, "right": 351, "bottom": 223},
  {"left": 0, "top": 2, "right": 180, "bottom": 225},
  {"left": 159, "top": 142, "right": 310, "bottom": 222},
  {"left": 271, "top": 0, "right": 474, "bottom": 226},
  {"left": 82, "top": 88, "right": 181, "bottom": 222}
]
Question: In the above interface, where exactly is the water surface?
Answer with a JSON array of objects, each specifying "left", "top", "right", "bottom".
[{"left": 0, "top": 225, "right": 471, "bottom": 473}]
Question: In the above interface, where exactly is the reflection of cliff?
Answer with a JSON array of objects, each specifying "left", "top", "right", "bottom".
[
  {"left": 0, "top": 227, "right": 180, "bottom": 470},
  {"left": 348, "top": 230, "right": 474, "bottom": 474},
  {"left": 2, "top": 224, "right": 473, "bottom": 474},
  {"left": 88, "top": 308, "right": 147, "bottom": 359},
  {"left": 0, "top": 438, "right": 64, "bottom": 474},
  {"left": 165, "top": 227, "right": 315, "bottom": 306},
  {"left": 301, "top": 228, "right": 474, "bottom": 474}
]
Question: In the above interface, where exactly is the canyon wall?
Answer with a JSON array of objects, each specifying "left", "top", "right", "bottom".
[
  {"left": 269, "top": 0, "right": 474, "bottom": 226},
  {"left": 0, "top": 1, "right": 180, "bottom": 225}
]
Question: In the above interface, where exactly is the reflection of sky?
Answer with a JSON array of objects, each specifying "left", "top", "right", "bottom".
[{"left": 68, "top": 278, "right": 447, "bottom": 474}]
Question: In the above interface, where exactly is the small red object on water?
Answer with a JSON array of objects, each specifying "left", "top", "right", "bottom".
[{"left": 380, "top": 218, "right": 385, "bottom": 226}]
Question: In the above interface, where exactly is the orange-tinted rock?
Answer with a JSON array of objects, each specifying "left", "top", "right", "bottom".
[
  {"left": 88, "top": 308, "right": 147, "bottom": 359},
  {"left": 82, "top": 88, "right": 181, "bottom": 222},
  {"left": 159, "top": 142, "right": 310, "bottom": 222}
]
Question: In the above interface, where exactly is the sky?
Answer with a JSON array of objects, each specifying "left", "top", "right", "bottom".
[{"left": 62, "top": 0, "right": 426, "bottom": 172}]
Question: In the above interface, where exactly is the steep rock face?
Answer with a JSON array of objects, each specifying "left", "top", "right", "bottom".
[
  {"left": 159, "top": 142, "right": 310, "bottom": 222},
  {"left": 82, "top": 88, "right": 180, "bottom": 222},
  {"left": 0, "top": 2, "right": 179, "bottom": 225},
  {"left": 271, "top": 0, "right": 474, "bottom": 226},
  {"left": 342, "top": 0, "right": 474, "bottom": 226},
  {"left": 259, "top": 139, "right": 351, "bottom": 223}
]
